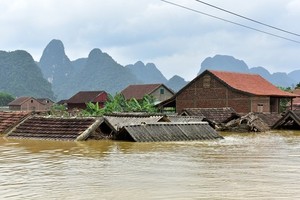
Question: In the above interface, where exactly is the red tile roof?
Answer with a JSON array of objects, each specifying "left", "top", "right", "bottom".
[
  {"left": 0, "top": 111, "right": 31, "bottom": 134},
  {"left": 209, "top": 70, "right": 298, "bottom": 97},
  {"left": 121, "top": 84, "right": 164, "bottom": 100},
  {"left": 67, "top": 91, "right": 106, "bottom": 104},
  {"left": 292, "top": 89, "right": 300, "bottom": 105}
]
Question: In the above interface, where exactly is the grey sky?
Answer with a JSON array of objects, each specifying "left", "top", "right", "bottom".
[{"left": 1, "top": 0, "right": 300, "bottom": 80}]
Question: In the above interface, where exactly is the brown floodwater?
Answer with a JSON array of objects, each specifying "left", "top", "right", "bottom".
[{"left": 0, "top": 130, "right": 300, "bottom": 199}]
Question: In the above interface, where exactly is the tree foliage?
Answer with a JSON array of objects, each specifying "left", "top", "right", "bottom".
[
  {"left": 0, "top": 92, "right": 15, "bottom": 106},
  {"left": 81, "top": 93, "right": 158, "bottom": 116}
]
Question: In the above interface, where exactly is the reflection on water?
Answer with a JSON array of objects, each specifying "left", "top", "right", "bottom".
[{"left": 1, "top": 131, "right": 300, "bottom": 199}]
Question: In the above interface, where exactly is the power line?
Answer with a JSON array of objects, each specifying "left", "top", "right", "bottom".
[
  {"left": 194, "top": 0, "right": 300, "bottom": 37},
  {"left": 160, "top": 0, "right": 300, "bottom": 44}
]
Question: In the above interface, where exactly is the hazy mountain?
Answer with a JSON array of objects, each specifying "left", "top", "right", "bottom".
[
  {"left": 199, "top": 54, "right": 249, "bottom": 74},
  {"left": 56, "top": 48, "right": 141, "bottom": 99},
  {"left": 125, "top": 61, "right": 167, "bottom": 84},
  {"left": 0, "top": 50, "right": 54, "bottom": 99},
  {"left": 166, "top": 75, "right": 188, "bottom": 92},
  {"left": 38, "top": 39, "right": 73, "bottom": 96},
  {"left": 198, "top": 54, "right": 298, "bottom": 88}
]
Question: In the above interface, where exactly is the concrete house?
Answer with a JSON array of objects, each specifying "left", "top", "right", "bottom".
[
  {"left": 8, "top": 97, "right": 53, "bottom": 111},
  {"left": 121, "top": 84, "right": 174, "bottom": 104},
  {"left": 158, "top": 70, "right": 298, "bottom": 114}
]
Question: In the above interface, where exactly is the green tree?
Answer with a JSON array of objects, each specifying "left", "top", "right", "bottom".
[
  {"left": 278, "top": 87, "right": 292, "bottom": 112},
  {"left": 0, "top": 92, "right": 15, "bottom": 106},
  {"left": 296, "top": 82, "right": 300, "bottom": 89}
]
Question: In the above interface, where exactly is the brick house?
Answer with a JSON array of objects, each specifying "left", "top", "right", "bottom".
[
  {"left": 66, "top": 91, "right": 108, "bottom": 110},
  {"left": 8, "top": 97, "right": 53, "bottom": 111},
  {"left": 121, "top": 84, "right": 174, "bottom": 103},
  {"left": 158, "top": 70, "right": 298, "bottom": 114},
  {"left": 292, "top": 88, "right": 300, "bottom": 110}
]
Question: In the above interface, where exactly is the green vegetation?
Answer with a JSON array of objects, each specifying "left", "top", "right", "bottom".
[
  {"left": 49, "top": 104, "right": 68, "bottom": 116},
  {"left": 278, "top": 86, "right": 292, "bottom": 112},
  {"left": 0, "top": 92, "right": 15, "bottom": 106},
  {"left": 296, "top": 82, "right": 300, "bottom": 89},
  {"left": 0, "top": 50, "right": 54, "bottom": 100},
  {"left": 81, "top": 93, "right": 158, "bottom": 116}
]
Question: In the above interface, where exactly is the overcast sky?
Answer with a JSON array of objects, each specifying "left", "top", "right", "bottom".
[{"left": 1, "top": 0, "right": 300, "bottom": 80}]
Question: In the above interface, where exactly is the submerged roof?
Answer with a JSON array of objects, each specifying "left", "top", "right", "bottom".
[
  {"left": 209, "top": 70, "right": 297, "bottom": 97},
  {"left": 181, "top": 107, "right": 238, "bottom": 123},
  {"left": 121, "top": 84, "right": 173, "bottom": 100},
  {"left": 67, "top": 91, "right": 106, "bottom": 104},
  {"left": 116, "top": 122, "right": 223, "bottom": 142},
  {"left": 6, "top": 117, "right": 101, "bottom": 141},
  {"left": 254, "top": 113, "right": 283, "bottom": 127},
  {"left": 272, "top": 110, "right": 300, "bottom": 129},
  {"left": 0, "top": 111, "right": 31, "bottom": 134},
  {"left": 167, "top": 115, "right": 205, "bottom": 123},
  {"left": 104, "top": 114, "right": 167, "bottom": 132}
]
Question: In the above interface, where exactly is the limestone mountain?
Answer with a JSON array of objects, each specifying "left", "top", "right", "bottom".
[
  {"left": 165, "top": 75, "right": 188, "bottom": 92},
  {"left": 56, "top": 48, "right": 141, "bottom": 100},
  {"left": 0, "top": 50, "right": 54, "bottom": 99},
  {"left": 125, "top": 61, "right": 167, "bottom": 83},
  {"left": 38, "top": 39, "right": 73, "bottom": 97}
]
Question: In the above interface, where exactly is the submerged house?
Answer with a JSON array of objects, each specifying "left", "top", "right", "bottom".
[
  {"left": 8, "top": 97, "right": 54, "bottom": 111},
  {"left": 272, "top": 110, "right": 300, "bottom": 130},
  {"left": 121, "top": 84, "right": 174, "bottom": 103},
  {"left": 158, "top": 70, "right": 298, "bottom": 114},
  {"left": 66, "top": 91, "right": 108, "bottom": 110},
  {"left": 0, "top": 111, "right": 32, "bottom": 134}
]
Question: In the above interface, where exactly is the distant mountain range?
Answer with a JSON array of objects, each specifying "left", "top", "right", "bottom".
[
  {"left": 0, "top": 39, "right": 299, "bottom": 101},
  {"left": 199, "top": 55, "right": 299, "bottom": 88}
]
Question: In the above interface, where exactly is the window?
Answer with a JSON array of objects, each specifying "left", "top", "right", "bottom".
[
  {"left": 257, "top": 104, "right": 264, "bottom": 112},
  {"left": 31, "top": 100, "right": 33, "bottom": 103},
  {"left": 160, "top": 88, "right": 164, "bottom": 94}
]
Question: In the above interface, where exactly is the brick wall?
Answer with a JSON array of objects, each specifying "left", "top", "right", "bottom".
[{"left": 176, "top": 73, "right": 271, "bottom": 114}]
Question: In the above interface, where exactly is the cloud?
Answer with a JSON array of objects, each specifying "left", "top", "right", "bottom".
[{"left": 0, "top": 0, "right": 299, "bottom": 80}]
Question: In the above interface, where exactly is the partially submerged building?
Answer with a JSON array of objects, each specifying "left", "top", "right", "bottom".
[
  {"left": 121, "top": 84, "right": 174, "bottom": 103},
  {"left": 272, "top": 110, "right": 300, "bottom": 130},
  {"left": 8, "top": 97, "right": 54, "bottom": 111},
  {"left": 158, "top": 70, "right": 298, "bottom": 114},
  {"left": 66, "top": 91, "right": 108, "bottom": 110},
  {"left": 0, "top": 111, "right": 31, "bottom": 134}
]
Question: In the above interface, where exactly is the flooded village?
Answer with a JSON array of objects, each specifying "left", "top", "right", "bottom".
[
  {"left": 1, "top": 70, "right": 300, "bottom": 141},
  {"left": 1, "top": 70, "right": 300, "bottom": 200}
]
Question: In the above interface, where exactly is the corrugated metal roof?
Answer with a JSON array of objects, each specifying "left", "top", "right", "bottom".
[
  {"left": 6, "top": 117, "right": 99, "bottom": 141},
  {"left": 116, "top": 122, "right": 223, "bottom": 142},
  {"left": 167, "top": 115, "right": 204, "bottom": 123},
  {"left": 104, "top": 115, "right": 167, "bottom": 132}
]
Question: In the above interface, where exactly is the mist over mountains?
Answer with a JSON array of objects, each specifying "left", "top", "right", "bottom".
[{"left": 0, "top": 39, "right": 299, "bottom": 101}]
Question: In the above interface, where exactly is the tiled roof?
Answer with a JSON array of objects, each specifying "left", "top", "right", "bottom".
[
  {"left": 209, "top": 70, "right": 297, "bottom": 97},
  {"left": 8, "top": 97, "right": 32, "bottom": 106},
  {"left": 253, "top": 113, "right": 283, "bottom": 127},
  {"left": 181, "top": 107, "right": 238, "bottom": 123},
  {"left": 121, "top": 84, "right": 167, "bottom": 100},
  {"left": 116, "top": 122, "right": 223, "bottom": 142},
  {"left": 167, "top": 115, "right": 205, "bottom": 123},
  {"left": 67, "top": 91, "right": 106, "bottom": 104},
  {"left": 292, "top": 89, "right": 300, "bottom": 105},
  {"left": 7, "top": 117, "right": 99, "bottom": 141},
  {"left": 0, "top": 111, "right": 31, "bottom": 134}
]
